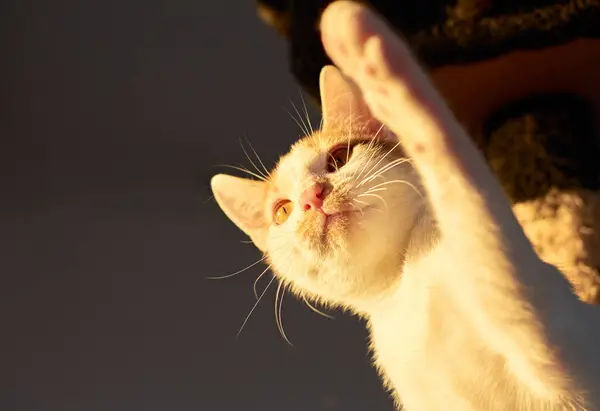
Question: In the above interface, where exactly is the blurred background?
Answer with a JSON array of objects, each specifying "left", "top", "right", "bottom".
[{"left": 1, "top": 1, "right": 393, "bottom": 410}]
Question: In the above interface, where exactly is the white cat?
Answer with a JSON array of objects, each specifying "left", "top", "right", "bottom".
[{"left": 211, "top": 65, "right": 599, "bottom": 410}]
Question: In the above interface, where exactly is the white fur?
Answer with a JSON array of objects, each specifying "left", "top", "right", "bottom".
[{"left": 211, "top": 66, "right": 600, "bottom": 410}]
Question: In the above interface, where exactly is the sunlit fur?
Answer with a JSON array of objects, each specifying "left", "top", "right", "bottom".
[
  {"left": 210, "top": 66, "right": 597, "bottom": 411},
  {"left": 265, "top": 122, "right": 424, "bottom": 312}
]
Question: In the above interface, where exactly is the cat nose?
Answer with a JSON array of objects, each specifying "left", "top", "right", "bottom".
[{"left": 300, "top": 183, "right": 325, "bottom": 211}]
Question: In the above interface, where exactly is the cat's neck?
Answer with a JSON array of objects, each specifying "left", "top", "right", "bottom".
[
  {"left": 404, "top": 207, "right": 439, "bottom": 265},
  {"left": 356, "top": 208, "right": 439, "bottom": 318}
]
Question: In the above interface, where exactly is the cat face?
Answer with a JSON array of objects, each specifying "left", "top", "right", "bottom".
[{"left": 211, "top": 66, "right": 425, "bottom": 308}]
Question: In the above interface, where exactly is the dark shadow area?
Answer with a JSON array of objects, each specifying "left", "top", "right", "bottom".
[{"left": 1, "top": 1, "right": 393, "bottom": 410}]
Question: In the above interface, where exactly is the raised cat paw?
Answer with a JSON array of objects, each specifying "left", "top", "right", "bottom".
[{"left": 320, "top": 1, "right": 454, "bottom": 161}]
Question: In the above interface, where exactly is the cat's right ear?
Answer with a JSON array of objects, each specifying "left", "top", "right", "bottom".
[
  {"left": 319, "top": 65, "right": 381, "bottom": 133},
  {"left": 210, "top": 174, "right": 269, "bottom": 251}
]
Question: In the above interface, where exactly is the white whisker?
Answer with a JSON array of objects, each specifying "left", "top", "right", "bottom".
[
  {"left": 289, "top": 99, "right": 311, "bottom": 137},
  {"left": 303, "top": 296, "right": 335, "bottom": 320},
  {"left": 359, "top": 158, "right": 412, "bottom": 187},
  {"left": 357, "top": 143, "right": 403, "bottom": 187},
  {"left": 353, "top": 198, "right": 370, "bottom": 207},
  {"left": 298, "top": 90, "right": 315, "bottom": 135},
  {"left": 275, "top": 281, "right": 293, "bottom": 346},
  {"left": 358, "top": 193, "right": 388, "bottom": 211},
  {"left": 243, "top": 136, "right": 271, "bottom": 179},
  {"left": 253, "top": 264, "right": 273, "bottom": 299},
  {"left": 373, "top": 123, "right": 386, "bottom": 139},
  {"left": 237, "top": 274, "right": 276, "bottom": 337},
  {"left": 362, "top": 187, "right": 387, "bottom": 193},
  {"left": 218, "top": 164, "right": 268, "bottom": 182},
  {"left": 366, "top": 179, "right": 424, "bottom": 199},
  {"left": 327, "top": 152, "right": 340, "bottom": 172},
  {"left": 206, "top": 255, "right": 268, "bottom": 280},
  {"left": 239, "top": 137, "right": 269, "bottom": 181},
  {"left": 349, "top": 201, "right": 366, "bottom": 215},
  {"left": 283, "top": 106, "right": 310, "bottom": 136},
  {"left": 353, "top": 137, "right": 382, "bottom": 186}
]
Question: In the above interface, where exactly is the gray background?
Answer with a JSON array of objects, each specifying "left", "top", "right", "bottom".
[{"left": 1, "top": 1, "right": 393, "bottom": 410}]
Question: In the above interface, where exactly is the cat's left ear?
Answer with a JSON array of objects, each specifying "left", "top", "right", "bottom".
[
  {"left": 210, "top": 174, "right": 269, "bottom": 252},
  {"left": 319, "top": 65, "right": 383, "bottom": 134}
]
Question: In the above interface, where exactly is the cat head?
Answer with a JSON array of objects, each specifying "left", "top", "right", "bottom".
[{"left": 211, "top": 66, "right": 425, "bottom": 311}]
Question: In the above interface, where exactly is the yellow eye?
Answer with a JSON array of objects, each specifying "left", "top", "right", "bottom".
[{"left": 273, "top": 200, "right": 293, "bottom": 225}]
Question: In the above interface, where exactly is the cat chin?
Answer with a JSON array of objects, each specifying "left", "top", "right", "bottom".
[
  {"left": 265, "top": 204, "right": 423, "bottom": 306},
  {"left": 268, "top": 233, "right": 407, "bottom": 307},
  {"left": 298, "top": 212, "right": 372, "bottom": 253}
]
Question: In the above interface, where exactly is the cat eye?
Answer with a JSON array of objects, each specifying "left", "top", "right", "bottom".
[
  {"left": 273, "top": 200, "right": 293, "bottom": 225},
  {"left": 327, "top": 145, "right": 352, "bottom": 173},
  {"left": 326, "top": 140, "right": 369, "bottom": 173}
]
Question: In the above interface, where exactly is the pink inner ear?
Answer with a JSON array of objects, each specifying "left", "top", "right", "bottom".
[{"left": 319, "top": 65, "right": 382, "bottom": 134}]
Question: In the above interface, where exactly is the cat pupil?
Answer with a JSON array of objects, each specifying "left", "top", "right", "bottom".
[
  {"left": 327, "top": 146, "right": 351, "bottom": 173},
  {"left": 274, "top": 201, "right": 293, "bottom": 225}
]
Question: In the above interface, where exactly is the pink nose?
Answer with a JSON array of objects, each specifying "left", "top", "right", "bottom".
[{"left": 300, "top": 183, "right": 325, "bottom": 211}]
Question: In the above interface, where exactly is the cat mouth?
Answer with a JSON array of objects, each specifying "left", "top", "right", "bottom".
[
  {"left": 300, "top": 203, "right": 372, "bottom": 246},
  {"left": 322, "top": 212, "right": 348, "bottom": 231},
  {"left": 320, "top": 207, "right": 370, "bottom": 233}
]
